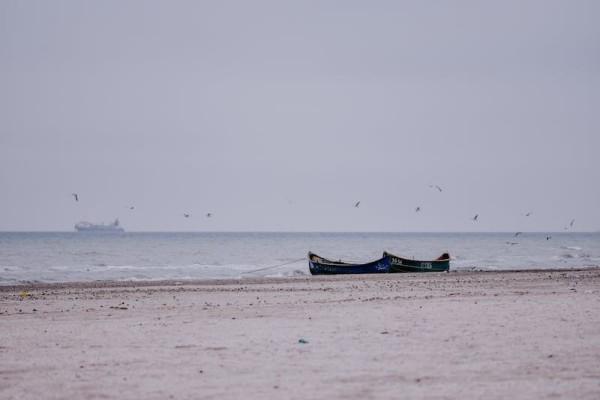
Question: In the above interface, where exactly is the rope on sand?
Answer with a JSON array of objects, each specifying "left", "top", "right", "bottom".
[{"left": 242, "top": 257, "right": 306, "bottom": 275}]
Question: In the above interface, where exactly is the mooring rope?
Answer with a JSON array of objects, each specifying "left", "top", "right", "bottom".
[{"left": 242, "top": 257, "right": 306, "bottom": 275}]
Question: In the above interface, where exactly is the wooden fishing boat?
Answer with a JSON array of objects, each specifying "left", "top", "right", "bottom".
[
  {"left": 308, "top": 252, "right": 391, "bottom": 275},
  {"left": 383, "top": 251, "right": 450, "bottom": 273}
]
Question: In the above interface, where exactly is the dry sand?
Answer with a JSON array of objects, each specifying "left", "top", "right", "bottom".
[{"left": 1, "top": 269, "right": 600, "bottom": 399}]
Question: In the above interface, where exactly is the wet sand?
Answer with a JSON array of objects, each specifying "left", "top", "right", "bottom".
[{"left": 1, "top": 269, "right": 600, "bottom": 399}]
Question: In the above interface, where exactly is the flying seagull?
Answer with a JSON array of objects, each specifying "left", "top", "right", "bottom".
[
  {"left": 129, "top": 206, "right": 135, "bottom": 210},
  {"left": 71, "top": 193, "right": 79, "bottom": 202},
  {"left": 472, "top": 214, "right": 479, "bottom": 222},
  {"left": 514, "top": 232, "right": 522, "bottom": 237},
  {"left": 206, "top": 213, "right": 212, "bottom": 218},
  {"left": 570, "top": 219, "right": 575, "bottom": 228},
  {"left": 354, "top": 201, "right": 360, "bottom": 208},
  {"left": 183, "top": 213, "right": 191, "bottom": 218},
  {"left": 429, "top": 185, "right": 443, "bottom": 192},
  {"left": 415, "top": 206, "right": 421, "bottom": 212},
  {"left": 525, "top": 211, "right": 532, "bottom": 217},
  {"left": 546, "top": 235, "right": 552, "bottom": 240},
  {"left": 506, "top": 241, "right": 519, "bottom": 245}
]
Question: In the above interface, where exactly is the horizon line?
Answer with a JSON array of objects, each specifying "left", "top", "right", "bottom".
[{"left": 0, "top": 230, "right": 597, "bottom": 234}]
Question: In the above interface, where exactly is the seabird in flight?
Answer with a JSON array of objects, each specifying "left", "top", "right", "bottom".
[
  {"left": 183, "top": 213, "right": 191, "bottom": 218},
  {"left": 472, "top": 214, "right": 479, "bottom": 221},
  {"left": 354, "top": 201, "right": 360, "bottom": 208},
  {"left": 206, "top": 213, "right": 212, "bottom": 218},
  {"left": 72, "top": 193, "right": 79, "bottom": 202},
  {"left": 514, "top": 232, "right": 522, "bottom": 237},
  {"left": 415, "top": 206, "right": 421, "bottom": 212}
]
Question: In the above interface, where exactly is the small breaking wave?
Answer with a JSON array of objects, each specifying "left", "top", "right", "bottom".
[
  {"left": 561, "top": 246, "right": 583, "bottom": 251},
  {"left": 557, "top": 253, "right": 591, "bottom": 260}
]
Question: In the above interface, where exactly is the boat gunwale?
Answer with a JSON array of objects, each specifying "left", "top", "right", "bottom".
[
  {"left": 308, "top": 252, "right": 387, "bottom": 267},
  {"left": 383, "top": 251, "right": 451, "bottom": 263}
]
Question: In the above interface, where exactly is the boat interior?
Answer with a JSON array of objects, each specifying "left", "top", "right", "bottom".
[{"left": 308, "top": 252, "right": 353, "bottom": 265}]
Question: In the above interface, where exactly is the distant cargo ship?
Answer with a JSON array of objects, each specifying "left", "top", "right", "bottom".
[{"left": 75, "top": 219, "right": 125, "bottom": 233}]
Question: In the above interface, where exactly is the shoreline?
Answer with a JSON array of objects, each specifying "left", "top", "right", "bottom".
[{"left": 1, "top": 266, "right": 599, "bottom": 291}]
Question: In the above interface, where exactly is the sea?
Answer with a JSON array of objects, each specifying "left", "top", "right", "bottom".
[{"left": 1, "top": 232, "right": 599, "bottom": 285}]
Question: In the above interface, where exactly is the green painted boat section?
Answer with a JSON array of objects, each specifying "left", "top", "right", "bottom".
[{"left": 384, "top": 252, "right": 450, "bottom": 273}]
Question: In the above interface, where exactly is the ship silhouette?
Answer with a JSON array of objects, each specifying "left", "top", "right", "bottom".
[{"left": 74, "top": 218, "right": 124, "bottom": 233}]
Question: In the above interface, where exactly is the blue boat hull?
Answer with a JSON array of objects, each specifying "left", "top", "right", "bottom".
[{"left": 308, "top": 252, "right": 391, "bottom": 275}]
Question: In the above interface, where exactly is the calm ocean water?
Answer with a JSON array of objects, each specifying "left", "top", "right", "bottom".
[{"left": 1, "top": 232, "right": 599, "bottom": 285}]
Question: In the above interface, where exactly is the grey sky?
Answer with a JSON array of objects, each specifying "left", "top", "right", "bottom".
[{"left": 1, "top": 1, "right": 599, "bottom": 232}]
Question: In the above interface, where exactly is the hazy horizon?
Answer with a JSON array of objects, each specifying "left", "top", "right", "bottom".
[
  {"left": 1, "top": 230, "right": 598, "bottom": 234},
  {"left": 2, "top": 1, "right": 599, "bottom": 232}
]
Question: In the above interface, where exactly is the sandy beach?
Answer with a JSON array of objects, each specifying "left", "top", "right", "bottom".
[{"left": 1, "top": 269, "right": 600, "bottom": 399}]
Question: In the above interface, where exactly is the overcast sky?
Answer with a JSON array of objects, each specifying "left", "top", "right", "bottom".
[{"left": 1, "top": 1, "right": 598, "bottom": 232}]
